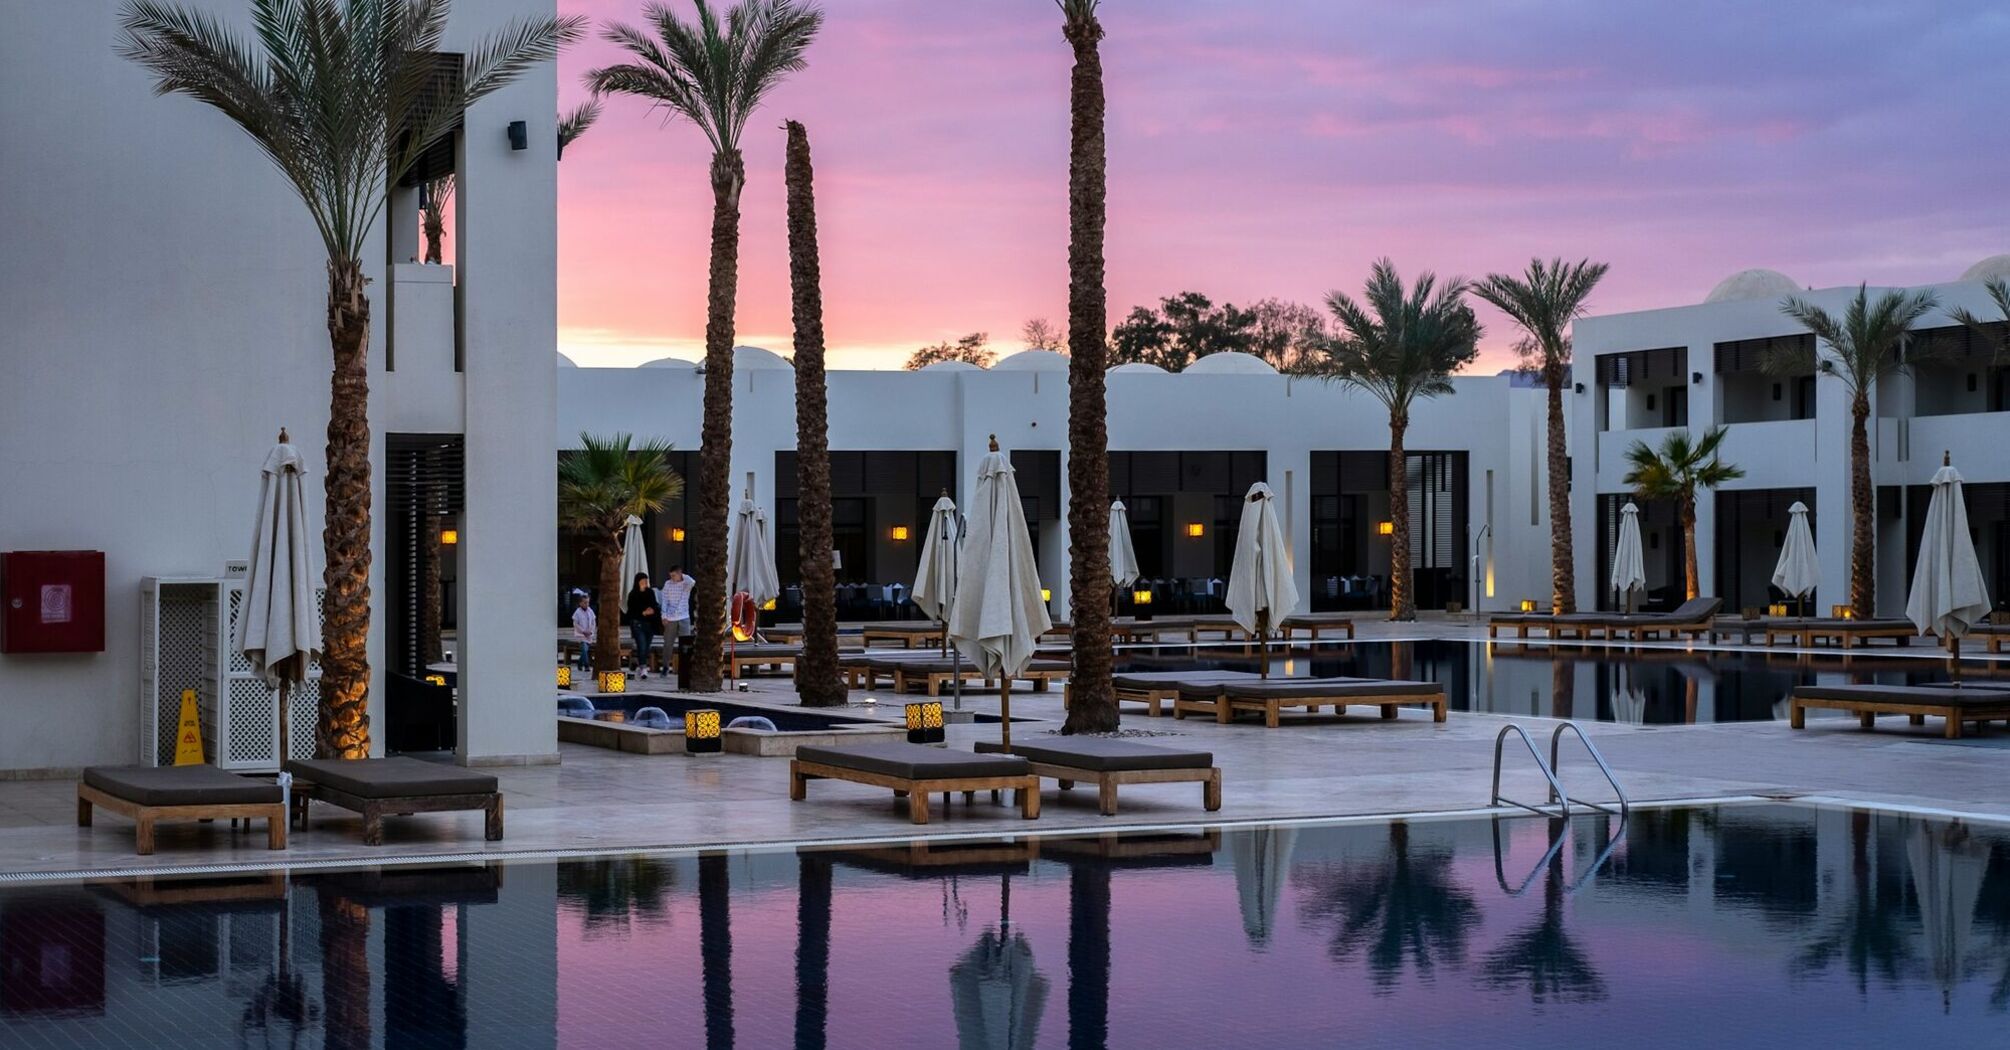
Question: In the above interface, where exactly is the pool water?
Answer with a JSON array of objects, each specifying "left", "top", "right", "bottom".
[{"left": 0, "top": 803, "right": 2004, "bottom": 1048}]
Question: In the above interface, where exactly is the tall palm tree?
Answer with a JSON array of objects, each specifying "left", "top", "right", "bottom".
[
  {"left": 1772, "top": 286, "right": 1939, "bottom": 617},
  {"left": 1059, "top": 0, "right": 1116, "bottom": 733},
  {"left": 785, "top": 120, "right": 845, "bottom": 707},
  {"left": 118, "top": 0, "right": 582, "bottom": 758},
  {"left": 1473, "top": 259, "right": 1610, "bottom": 614},
  {"left": 1621, "top": 426, "right": 1743, "bottom": 602},
  {"left": 1297, "top": 821, "right": 1480, "bottom": 991},
  {"left": 558, "top": 433, "right": 683, "bottom": 675},
  {"left": 1313, "top": 260, "right": 1481, "bottom": 620},
  {"left": 588, "top": 0, "right": 823, "bottom": 692}
]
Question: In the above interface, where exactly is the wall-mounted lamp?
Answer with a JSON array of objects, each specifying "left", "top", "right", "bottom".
[
  {"left": 1185, "top": 522, "right": 1205, "bottom": 538},
  {"left": 670, "top": 527, "right": 686, "bottom": 542},
  {"left": 440, "top": 529, "right": 459, "bottom": 545},
  {"left": 507, "top": 120, "right": 528, "bottom": 151},
  {"left": 1377, "top": 521, "right": 1395, "bottom": 536},
  {"left": 1691, "top": 371, "right": 1703, "bottom": 385},
  {"left": 1573, "top": 382, "right": 1585, "bottom": 394},
  {"left": 889, "top": 525, "right": 910, "bottom": 541}
]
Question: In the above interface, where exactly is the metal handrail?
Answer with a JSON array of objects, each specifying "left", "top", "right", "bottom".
[
  {"left": 1491, "top": 724, "right": 1570, "bottom": 819},
  {"left": 1549, "top": 722, "right": 1631, "bottom": 817},
  {"left": 1492, "top": 809, "right": 1631, "bottom": 898}
]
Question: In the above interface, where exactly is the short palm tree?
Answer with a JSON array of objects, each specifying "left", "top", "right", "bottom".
[
  {"left": 118, "top": 0, "right": 582, "bottom": 758},
  {"left": 1771, "top": 286, "right": 1939, "bottom": 617},
  {"left": 559, "top": 433, "right": 683, "bottom": 675},
  {"left": 1059, "top": 0, "right": 1117, "bottom": 734},
  {"left": 1313, "top": 260, "right": 1482, "bottom": 620},
  {"left": 1621, "top": 426, "right": 1743, "bottom": 601},
  {"left": 1473, "top": 258, "right": 1610, "bottom": 614},
  {"left": 587, "top": 0, "right": 823, "bottom": 692},
  {"left": 784, "top": 119, "right": 845, "bottom": 706}
]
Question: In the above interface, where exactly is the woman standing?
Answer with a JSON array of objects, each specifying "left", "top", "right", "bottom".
[{"left": 625, "top": 573, "right": 662, "bottom": 678}]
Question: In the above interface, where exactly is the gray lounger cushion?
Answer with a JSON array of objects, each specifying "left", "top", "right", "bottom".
[
  {"left": 84, "top": 765, "right": 282, "bottom": 807},
  {"left": 885, "top": 658, "right": 1068, "bottom": 674},
  {"left": 731, "top": 644, "right": 799, "bottom": 658},
  {"left": 974, "top": 738, "right": 1212, "bottom": 771},
  {"left": 1794, "top": 685, "right": 2010, "bottom": 706},
  {"left": 1180, "top": 677, "right": 1443, "bottom": 700},
  {"left": 1790, "top": 618, "right": 1914, "bottom": 630},
  {"left": 286, "top": 757, "right": 498, "bottom": 799},
  {"left": 1281, "top": 614, "right": 1354, "bottom": 625},
  {"left": 1113, "top": 670, "right": 1260, "bottom": 689},
  {"left": 796, "top": 743, "right": 1028, "bottom": 780}
]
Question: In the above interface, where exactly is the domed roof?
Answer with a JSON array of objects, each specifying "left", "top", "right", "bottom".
[
  {"left": 918, "top": 360, "right": 982, "bottom": 372},
  {"left": 1959, "top": 255, "right": 2010, "bottom": 283},
  {"left": 992, "top": 349, "right": 1070, "bottom": 372},
  {"left": 1107, "top": 362, "right": 1168, "bottom": 374},
  {"left": 1703, "top": 268, "right": 1800, "bottom": 304},
  {"left": 1183, "top": 351, "right": 1278, "bottom": 375},
  {"left": 556, "top": 351, "right": 578, "bottom": 369},
  {"left": 733, "top": 345, "right": 792, "bottom": 370},
  {"left": 639, "top": 356, "right": 698, "bottom": 369}
]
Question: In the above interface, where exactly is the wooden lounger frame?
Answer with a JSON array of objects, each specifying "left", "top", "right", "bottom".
[
  {"left": 1174, "top": 688, "right": 1449, "bottom": 728},
  {"left": 77, "top": 783, "right": 286, "bottom": 856},
  {"left": 1767, "top": 622, "right": 1915, "bottom": 649},
  {"left": 1789, "top": 691, "right": 2010, "bottom": 739},
  {"left": 1021, "top": 760, "right": 1221, "bottom": 816},
  {"left": 1281, "top": 618, "right": 1357, "bottom": 642},
  {"left": 861, "top": 627, "right": 944, "bottom": 648},
  {"left": 789, "top": 756, "right": 1040, "bottom": 825},
  {"left": 729, "top": 649, "right": 797, "bottom": 677},
  {"left": 291, "top": 782, "right": 504, "bottom": 846},
  {"left": 892, "top": 665, "right": 1064, "bottom": 697}
]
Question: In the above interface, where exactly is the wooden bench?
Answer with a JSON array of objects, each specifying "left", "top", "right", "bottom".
[
  {"left": 287, "top": 757, "right": 502, "bottom": 845},
  {"left": 728, "top": 643, "right": 799, "bottom": 677},
  {"left": 1101, "top": 670, "right": 1261, "bottom": 717},
  {"left": 77, "top": 765, "right": 287, "bottom": 856},
  {"left": 1176, "top": 677, "right": 1449, "bottom": 727},
  {"left": 1788, "top": 685, "right": 2010, "bottom": 739},
  {"left": 975, "top": 739, "right": 1220, "bottom": 816},
  {"left": 1280, "top": 614, "right": 1357, "bottom": 642},
  {"left": 790, "top": 742, "right": 1040, "bottom": 825},
  {"left": 841, "top": 652, "right": 953, "bottom": 689}
]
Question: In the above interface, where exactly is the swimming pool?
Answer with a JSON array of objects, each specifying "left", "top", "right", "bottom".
[{"left": 0, "top": 802, "right": 2002, "bottom": 1048}]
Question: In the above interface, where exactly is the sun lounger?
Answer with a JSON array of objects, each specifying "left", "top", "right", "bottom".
[
  {"left": 77, "top": 765, "right": 287, "bottom": 856},
  {"left": 1486, "top": 612, "right": 1552, "bottom": 638},
  {"left": 790, "top": 742, "right": 1040, "bottom": 824},
  {"left": 842, "top": 650, "right": 948, "bottom": 688},
  {"left": 1279, "top": 614, "right": 1356, "bottom": 642},
  {"left": 974, "top": 738, "right": 1220, "bottom": 815},
  {"left": 1104, "top": 670, "right": 1261, "bottom": 716},
  {"left": 1174, "top": 676, "right": 1448, "bottom": 727},
  {"left": 860, "top": 623, "right": 946, "bottom": 648},
  {"left": 1536, "top": 597, "right": 1722, "bottom": 641},
  {"left": 728, "top": 642, "right": 799, "bottom": 677},
  {"left": 1766, "top": 618, "right": 1916, "bottom": 649},
  {"left": 891, "top": 657, "right": 1069, "bottom": 696},
  {"left": 286, "top": 757, "right": 502, "bottom": 845},
  {"left": 1788, "top": 684, "right": 2010, "bottom": 739},
  {"left": 1976, "top": 622, "right": 2010, "bottom": 653}
]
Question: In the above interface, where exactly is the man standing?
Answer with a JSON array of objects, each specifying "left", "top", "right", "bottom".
[{"left": 658, "top": 565, "right": 697, "bottom": 673}]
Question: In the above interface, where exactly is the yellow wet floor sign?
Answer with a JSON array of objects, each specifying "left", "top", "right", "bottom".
[{"left": 173, "top": 688, "right": 205, "bottom": 765}]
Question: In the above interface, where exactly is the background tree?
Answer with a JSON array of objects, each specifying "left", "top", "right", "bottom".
[
  {"left": 1621, "top": 426, "right": 1743, "bottom": 601},
  {"left": 588, "top": 0, "right": 824, "bottom": 691},
  {"left": 1059, "top": 0, "right": 1116, "bottom": 733},
  {"left": 118, "top": 0, "right": 582, "bottom": 757},
  {"left": 784, "top": 119, "right": 845, "bottom": 706},
  {"left": 1772, "top": 286, "right": 1938, "bottom": 617},
  {"left": 904, "top": 331, "right": 994, "bottom": 369},
  {"left": 1109, "top": 290, "right": 1256, "bottom": 370},
  {"left": 1311, "top": 260, "right": 1480, "bottom": 620},
  {"left": 1022, "top": 317, "right": 1066, "bottom": 352},
  {"left": 1473, "top": 258, "right": 1610, "bottom": 615},
  {"left": 559, "top": 433, "right": 682, "bottom": 675},
  {"left": 1248, "top": 297, "right": 1328, "bottom": 373}
]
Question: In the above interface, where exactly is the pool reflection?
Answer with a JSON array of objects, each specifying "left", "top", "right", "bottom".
[{"left": 0, "top": 806, "right": 2005, "bottom": 1048}]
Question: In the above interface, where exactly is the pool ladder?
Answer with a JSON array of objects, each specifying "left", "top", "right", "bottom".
[{"left": 1490, "top": 722, "right": 1631, "bottom": 820}]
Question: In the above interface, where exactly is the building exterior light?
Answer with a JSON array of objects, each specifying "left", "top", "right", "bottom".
[
  {"left": 1185, "top": 522, "right": 1205, "bottom": 538},
  {"left": 440, "top": 529, "right": 458, "bottom": 545},
  {"left": 1377, "top": 521, "right": 1394, "bottom": 536},
  {"left": 670, "top": 527, "right": 686, "bottom": 542},
  {"left": 1519, "top": 599, "right": 1538, "bottom": 613},
  {"left": 890, "top": 525, "right": 910, "bottom": 541},
  {"left": 424, "top": 674, "right": 447, "bottom": 687}
]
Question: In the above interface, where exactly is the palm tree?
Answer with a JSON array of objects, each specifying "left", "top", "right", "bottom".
[
  {"left": 1059, "top": 0, "right": 1116, "bottom": 733},
  {"left": 588, "top": 0, "right": 822, "bottom": 692},
  {"left": 558, "top": 433, "right": 683, "bottom": 675},
  {"left": 1296, "top": 821, "right": 1480, "bottom": 992},
  {"left": 118, "top": 0, "right": 582, "bottom": 758},
  {"left": 421, "top": 175, "right": 455, "bottom": 264},
  {"left": 558, "top": 100, "right": 601, "bottom": 159},
  {"left": 1772, "top": 286, "right": 1939, "bottom": 617},
  {"left": 1473, "top": 259, "right": 1610, "bottom": 614},
  {"left": 1312, "top": 260, "right": 1481, "bottom": 620},
  {"left": 784, "top": 119, "right": 845, "bottom": 706},
  {"left": 1621, "top": 426, "right": 1743, "bottom": 601}
]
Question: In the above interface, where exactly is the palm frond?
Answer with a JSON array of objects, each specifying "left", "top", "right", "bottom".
[
  {"left": 559, "top": 432, "right": 684, "bottom": 535},
  {"left": 1948, "top": 276, "right": 2010, "bottom": 366},
  {"left": 588, "top": 0, "right": 822, "bottom": 154},
  {"left": 1309, "top": 259, "right": 1481, "bottom": 414},
  {"left": 1778, "top": 285, "right": 1939, "bottom": 396},
  {"left": 558, "top": 99, "right": 602, "bottom": 157},
  {"left": 1622, "top": 426, "right": 1742, "bottom": 502},
  {"left": 1471, "top": 257, "right": 1609, "bottom": 382}
]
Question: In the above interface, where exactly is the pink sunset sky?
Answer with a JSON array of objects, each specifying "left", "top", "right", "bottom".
[{"left": 553, "top": 0, "right": 2009, "bottom": 372}]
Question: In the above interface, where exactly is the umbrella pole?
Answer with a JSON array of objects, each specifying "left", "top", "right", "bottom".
[
  {"left": 999, "top": 676, "right": 1011, "bottom": 751},
  {"left": 1948, "top": 634, "right": 1962, "bottom": 685},
  {"left": 1258, "top": 610, "right": 1269, "bottom": 680},
  {"left": 277, "top": 677, "right": 290, "bottom": 766}
]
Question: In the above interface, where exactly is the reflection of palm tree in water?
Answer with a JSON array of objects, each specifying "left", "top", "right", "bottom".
[
  {"left": 795, "top": 854, "right": 832, "bottom": 1050},
  {"left": 1550, "top": 659, "right": 1574, "bottom": 720},
  {"left": 1068, "top": 864, "right": 1111, "bottom": 1050},
  {"left": 1482, "top": 818, "right": 1607, "bottom": 1003},
  {"left": 317, "top": 891, "right": 371, "bottom": 1050},
  {"left": 1793, "top": 811, "right": 1913, "bottom": 995},
  {"left": 700, "top": 853, "right": 735, "bottom": 1050},
  {"left": 239, "top": 891, "right": 319, "bottom": 1050},
  {"left": 1296, "top": 821, "right": 1480, "bottom": 992},
  {"left": 558, "top": 857, "right": 675, "bottom": 933}
]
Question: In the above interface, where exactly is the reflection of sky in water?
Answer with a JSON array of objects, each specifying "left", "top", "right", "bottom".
[{"left": 1, "top": 804, "right": 2004, "bottom": 1048}]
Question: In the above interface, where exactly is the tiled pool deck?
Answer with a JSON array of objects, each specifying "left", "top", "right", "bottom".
[{"left": 2, "top": 619, "right": 2005, "bottom": 879}]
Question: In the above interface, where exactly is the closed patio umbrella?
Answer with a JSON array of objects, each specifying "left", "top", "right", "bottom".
[
  {"left": 1610, "top": 502, "right": 1646, "bottom": 613},
  {"left": 1229, "top": 825, "right": 1296, "bottom": 947},
  {"left": 1771, "top": 501, "right": 1818, "bottom": 617},
  {"left": 1225, "top": 482, "right": 1298, "bottom": 679},
  {"left": 1906, "top": 821, "right": 1987, "bottom": 1013},
  {"left": 618, "top": 514, "right": 650, "bottom": 590},
  {"left": 1906, "top": 453, "right": 1992, "bottom": 682},
  {"left": 949, "top": 921, "right": 1048, "bottom": 1050},
  {"left": 727, "top": 494, "right": 781, "bottom": 610},
  {"left": 1109, "top": 501, "right": 1140, "bottom": 591},
  {"left": 948, "top": 437, "right": 1051, "bottom": 749},
  {"left": 914, "top": 494, "right": 961, "bottom": 654},
  {"left": 236, "top": 429, "right": 320, "bottom": 767}
]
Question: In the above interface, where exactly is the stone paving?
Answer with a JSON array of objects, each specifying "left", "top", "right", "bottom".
[{"left": 2, "top": 616, "right": 2006, "bottom": 880}]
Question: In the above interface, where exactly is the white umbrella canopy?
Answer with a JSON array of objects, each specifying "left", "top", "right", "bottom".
[
  {"left": 236, "top": 430, "right": 321, "bottom": 765},
  {"left": 947, "top": 438, "right": 1051, "bottom": 748},
  {"left": 913, "top": 495, "right": 961, "bottom": 623},
  {"left": 1108, "top": 501, "right": 1140, "bottom": 591},
  {"left": 1225, "top": 482, "right": 1298, "bottom": 677},
  {"left": 618, "top": 514, "right": 651, "bottom": 591},
  {"left": 1229, "top": 825, "right": 1297, "bottom": 948},
  {"left": 949, "top": 927, "right": 1049, "bottom": 1050},
  {"left": 1610, "top": 502, "right": 1646, "bottom": 611},
  {"left": 1906, "top": 456, "right": 1992, "bottom": 677},
  {"left": 726, "top": 497, "right": 781, "bottom": 608},
  {"left": 1771, "top": 501, "right": 1819, "bottom": 612}
]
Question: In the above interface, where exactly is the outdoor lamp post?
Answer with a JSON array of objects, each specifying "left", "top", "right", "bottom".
[
  {"left": 596, "top": 670, "right": 626, "bottom": 693},
  {"left": 684, "top": 709, "right": 723, "bottom": 754},
  {"left": 906, "top": 701, "right": 944, "bottom": 744}
]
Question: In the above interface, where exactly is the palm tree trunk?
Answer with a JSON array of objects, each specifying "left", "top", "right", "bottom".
[
  {"left": 420, "top": 516, "right": 443, "bottom": 667},
  {"left": 595, "top": 536, "right": 622, "bottom": 675},
  {"left": 793, "top": 853, "right": 832, "bottom": 1050},
  {"left": 1062, "top": 10, "right": 1116, "bottom": 734},
  {"left": 1545, "top": 371, "right": 1577, "bottom": 613},
  {"left": 1849, "top": 394, "right": 1874, "bottom": 617},
  {"left": 785, "top": 122, "right": 845, "bottom": 707},
  {"left": 1067, "top": 862, "right": 1112, "bottom": 1050},
  {"left": 317, "top": 893, "right": 372, "bottom": 1050},
  {"left": 1388, "top": 412, "right": 1414, "bottom": 621},
  {"left": 423, "top": 214, "right": 444, "bottom": 265},
  {"left": 1549, "top": 658, "right": 1573, "bottom": 719},
  {"left": 1679, "top": 494, "right": 1698, "bottom": 600},
  {"left": 688, "top": 151, "right": 746, "bottom": 693},
  {"left": 699, "top": 852, "right": 735, "bottom": 1050},
  {"left": 321, "top": 257, "right": 373, "bottom": 759}
]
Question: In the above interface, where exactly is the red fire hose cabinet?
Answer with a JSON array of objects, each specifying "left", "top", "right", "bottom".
[{"left": 1, "top": 551, "right": 106, "bottom": 653}]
